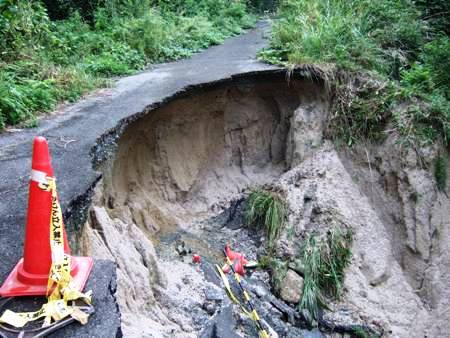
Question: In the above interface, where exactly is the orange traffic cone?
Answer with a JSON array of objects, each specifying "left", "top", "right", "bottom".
[
  {"left": 222, "top": 258, "right": 246, "bottom": 276},
  {"left": 0, "top": 136, "right": 93, "bottom": 297},
  {"left": 225, "top": 244, "right": 248, "bottom": 265},
  {"left": 233, "top": 258, "right": 246, "bottom": 277}
]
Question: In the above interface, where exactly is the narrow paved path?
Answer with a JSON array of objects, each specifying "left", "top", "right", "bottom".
[{"left": 0, "top": 21, "right": 281, "bottom": 337}]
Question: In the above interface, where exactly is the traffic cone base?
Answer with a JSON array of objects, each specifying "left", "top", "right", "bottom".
[
  {"left": 0, "top": 136, "right": 94, "bottom": 297},
  {"left": 0, "top": 256, "right": 93, "bottom": 297}
]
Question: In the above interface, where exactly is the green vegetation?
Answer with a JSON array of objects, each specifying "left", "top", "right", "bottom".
[
  {"left": 269, "top": 257, "right": 288, "bottom": 293},
  {"left": 352, "top": 327, "right": 369, "bottom": 338},
  {"left": 261, "top": 0, "right": 450, "bottom": 147},
  {"left": 246, "top": 188, "right": 286, "bottom": 248},
  {"left": 247, "top": 0, "right": 279, "bottom": 13},
  {"left": 0, "top": 0, "right": 257, "bottom": 129},
  {"left": 434, "top": 154, "right": 448, "bottom": 191},
  {"left": 299, "top": 227, "right": 353, "bottom": 319},
  {"left": 248, "top": 190, "right": 353, "bottom": 320},
  {"left": 352, "top": 326, "right": 380, "bottom": 338}
]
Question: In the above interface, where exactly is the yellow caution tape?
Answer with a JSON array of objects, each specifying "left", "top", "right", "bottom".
[
  {"left": 215, "top": 264, "right": 270, "bottom": 338},
  {"left": 0, "top": 307, "right": 46, "bottom": 328},
  {"left": 0, "top": 177, "right": 92, "bottom": 328}
]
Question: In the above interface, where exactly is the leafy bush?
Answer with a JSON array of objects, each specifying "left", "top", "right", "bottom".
[
  {"left": 299, "top": 227, "right": 353, "bottom": 319},
  {"left": 261, "top": 0, "right": 450, "bottom": 146},
  {"left": 397, "top": 36, "right": 450, "bottom": 144},
  {"left": 262, "top": 0, "right": 424, "bottom": 73},
  {"left": 246, "top": 188, "right": 286, "bottom": 248},
  {"left": 246, "top": 0, "right": 278, "bottom": 13},
  {"left": 0, "top": 1, "right": 50, "bottom": 60},
  {"left": 0, "top": 0, "right": 256, "bottom": 129},
  {"left": 415, "top": 0, "right": 450, "bottom": 35},
  {"left": 83, "top": 44, "right": 145, "bottom": 76},
  {"left": 0, "top": 59, "right": 105, "bottom": 128}
]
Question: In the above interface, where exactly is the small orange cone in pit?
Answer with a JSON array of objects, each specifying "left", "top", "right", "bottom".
[
  {"left": 192, "top": 254, "right": 201, "bottom": 263},
  {"left": 225, "top": 244, "right": 248, "bottom": 266},
  {"left": 0, "top": 136, "right": 93, "bottom": 297},
  {"left": 232, "top": 258, "right": 246, "bottom": 276},
  {"left": 222, "top": 244, "right": 248, "bottom": 276}
]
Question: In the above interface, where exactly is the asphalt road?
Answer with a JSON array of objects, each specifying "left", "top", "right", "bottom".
[{"left": 0, "top": 21, "right": 282, "bottom": 337}]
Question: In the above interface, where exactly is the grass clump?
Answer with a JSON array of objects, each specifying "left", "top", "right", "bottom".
[
  {"left": 0, "top": 0, "right": 257, "bottom": 129},
  {"left": 246, "top": 188, "right": 286, "bottom": 248},
  {"left": 261, "top": 0, "right": 450, "bottom": 147},
  {"left": 299, "top": 227, "right": 353, "bottom": 319},
  {"left": 434, "top": 154, "right": 448, "bottom": 191},
  {"left": 352, "top": 326, "right": 379, "bottom": 338}
]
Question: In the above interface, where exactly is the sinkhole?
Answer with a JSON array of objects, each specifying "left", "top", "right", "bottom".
[
  {"left": 80, "top": 72, "right": 330, "bottom": 337},
  {"left": 98, "top": 73, "right": 328, "bottom": 234}
]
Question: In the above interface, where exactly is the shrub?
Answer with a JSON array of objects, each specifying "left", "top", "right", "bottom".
[
  {"left": 265, "top": 0, "right": 425, "bottom": 74},
  {"left": 246, "top": 0, "right": 279, "bottom": 13},
  {"left": 261, "top": 0, "right": 450, "bottom": 146},
  {"left": 246, "top": 188, "right": 286, "bottom": 248},
  {"left": 0, "top": 0, "right": 256, "bottom": 129},
  {"left": 299, "top": 227, "right": 353, "bottom": 319},
  {"left": 0, "top": 0, "right": 51, "bottom": 60},
  {"left": 0, "top": 74, "right": 32, "bottom": 126},
  {"left": 415, "top": 0, "right": 450, "bottom": 35},
  {"left": 83, "top": 44, "right": 145, "bottom": 76}
]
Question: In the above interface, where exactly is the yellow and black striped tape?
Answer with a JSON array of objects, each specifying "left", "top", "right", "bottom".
[{"left": 216, "top": 264, "right": 270, "bottom": 338}]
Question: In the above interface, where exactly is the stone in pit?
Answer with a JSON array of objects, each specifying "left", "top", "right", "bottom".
[{"left": 279, "top": 269, "right": 304, "bottom": 304}]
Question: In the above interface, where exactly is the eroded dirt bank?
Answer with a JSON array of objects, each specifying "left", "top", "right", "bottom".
[
  {"left": 79, "top": 73, "right": 449, "bottom": 338},
  {"left": 101, "top": 75, "right": 326, "bottom": 230}
]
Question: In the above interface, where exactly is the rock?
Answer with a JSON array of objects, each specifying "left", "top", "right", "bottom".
[
  {"left": 212, "top": 198, "right": 247, "bottom": 230},
  {"left": 300, "top": 309, "right": 314, "bottom": 325},
  {"left": 265, "top": 293, "right": 300, "bottom": 325},
  {"left": 202, "top": 301, "right": 217, "bottom": 315},
  {"left": 176, "top": 240, "right": 189, "bottom": 256},
  {"left": 201, "top": 261, "right": 223, "bottom": 286},
  {"left": 204, "top": 287, "right": 225, "bottom": 301},
  {"left": 199, "top": 305, "right": 242, "bottom": 338},
  {"left": 241, "top": 278, "right": 266, "bottom": 297},
  {"left": 250, "top": 282, "right": 270, "bottom": 298},
  {"left": 287, "top": 327, "right": 325, "bottom": 338},
  {"left": 288, "top": 259, "right": 305, "bottom": 276},
  {"left": 279, "top": 270, "right": 304, "bottom": 304}
]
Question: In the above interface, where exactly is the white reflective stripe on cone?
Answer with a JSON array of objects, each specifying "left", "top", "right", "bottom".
[{"left": 30, "top": 169, "right": 49, "bottom": 184}]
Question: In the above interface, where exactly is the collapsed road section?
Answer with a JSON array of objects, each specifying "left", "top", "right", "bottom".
[
  {"left": 81, "top": 72, "right": 329, "bottom": 337},
  {"left": 82, "top": 70, "right": 449, "bottom": 337}
]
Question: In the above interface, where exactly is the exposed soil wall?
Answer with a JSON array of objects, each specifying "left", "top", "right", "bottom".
[
  {"left": 338, "top": 141, "right": 450, "bottom": 337},
  {"left": 100, "top": 76, "right": 327, "bottom": 233}
]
